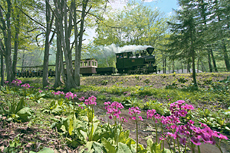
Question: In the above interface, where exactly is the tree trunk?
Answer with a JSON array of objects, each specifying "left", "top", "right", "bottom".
[
  {"left": 54, "top": 14, "right": 63, "bottom": 88},
  {"left": 12, "top": 14, "right": 20, "bottom": 80},
  {"left": 73, "top": 0, "right": 81, "bottom": 87},
  {"left": 0, "top": 39, "right": 4, "bottom": 86},
  {"left": 43, "top": 0, "right": 51, "bottom": 87},
  {"left": 210, "top": 49, "right": 218, "bottom": 72},
  {"left": 197, "top": 57, "right": 199, "bottom": 73},
  {"left": 192, "top": 49, "right": 197, "bottom": 87},
  {"left": 207, "top": 49, "right": 213, "bottom": 72},
  {"left": 187, "top": 59, "right": 190, "bottom": 73},
  {"left": 22, "top": 50, "right": 25, "bottom": 72},
  {"left": 221, "top": 39, "right": 230, "bottom": 71},
  {"left": 62, "top": 0, "right": 76, "bottom": 90},
  {"left": 75, "top": 0, "right": 89, "bottom": 87},
  {"left": 163, "top": 56, "right": 166, "bottom": 74},
  {"left": 5, "top": 0, "right": 13, "bottom": 82},
  {"left": 172, "top": 59, "right": 175, "bottom": 72}
]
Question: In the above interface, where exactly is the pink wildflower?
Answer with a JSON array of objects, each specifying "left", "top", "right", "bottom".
[{"left": 79, "top": 96, "right": 85, "bottom": 101}]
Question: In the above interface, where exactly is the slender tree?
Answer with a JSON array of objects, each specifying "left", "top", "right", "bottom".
[
  {"left": 166, "top": 0, "right": 202, "bottom": 87},
  {"left": 43, "top": 0, "right": 55, "bottom": 87}
]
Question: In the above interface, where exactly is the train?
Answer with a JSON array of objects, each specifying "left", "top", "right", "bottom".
[{"left": 17, "top": 46, "right": 157, "bottom": 77}]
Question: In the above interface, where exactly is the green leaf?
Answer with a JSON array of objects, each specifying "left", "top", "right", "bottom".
[
  {"left": 119, "top": 130, "right": 130, "bottom": 143},
  {"left": 101, "top": 138, "right": 116, "bottom": 153},
  {"left": 92, "top": 141, "right": 104, "bottom": 153},
  {"left": 146, "top": 139, "right": 161, "bottom": 153},
  {"left": 15, "top": 98, "right": 26, "bottom": 113},
  {"left": 117, "top": 142, "right": 132, "bottom": 153},
  {"left": 16, "top": 107, "right": 33, "bottom": 122},
  {"left": 29, "top": 147, "right": 55, "bottom": 153}
]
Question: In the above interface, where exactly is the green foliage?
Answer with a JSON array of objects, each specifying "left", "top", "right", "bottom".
[
  {"left": 29, "top": 92, "right": 46, "bottom": 103},
  {"left": 177, "top": 76, "right": 188, "bottom": 83},
  {"left": 146, "top": 139, "right": 171, "bottom": 153},
  {"left": 197, "top": 108, "right": 230, "bottom": 134},
  {"left": 120, "top": 97, "right": 142, "bottom": 108},
  {"left": 101, "top": 80, "right": 109, "bottom": 85},
  {"left": 29, "top": 147, "right": 55, "bottom": 153},
  {"left": 144, "top": 78, "right": 150, "bottom": 84},
  {"left": 42, "top": 99, "right": 79, "bottom": 115},
  {"left": 3, "top": 135, "right": 23, "bottom": 153},
  {"left": 0, "top": 97, "right": 34, "bottom": 122}
]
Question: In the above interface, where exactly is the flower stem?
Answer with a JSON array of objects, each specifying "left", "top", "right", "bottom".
[
  {"left": 177, "top": 137, "right": 181, "bottom": 153},
  {"left": 216, "top": 140, "right": 223, "bottom": 153},
  {"left": 136, "top": 119, "right": 138, "bottom": 153},
  {"left": 198, "top": 145, "right": 201, "bottom": 153},
  {"left": 154, "top": 119, "right": 158, "bottom": 143}
]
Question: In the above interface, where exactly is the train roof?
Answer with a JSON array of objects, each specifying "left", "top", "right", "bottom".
[{"left": 116, "top": 46, "right": 154, "bottom": 54}]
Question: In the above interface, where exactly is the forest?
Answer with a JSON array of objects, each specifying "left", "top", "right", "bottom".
[{"left": 0, "top": 0, "right": 230, "bottom": 152}]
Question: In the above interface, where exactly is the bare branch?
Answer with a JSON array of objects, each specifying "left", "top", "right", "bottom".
[{"left": 35, "top": 32, "right": 45, "bottom": 47}]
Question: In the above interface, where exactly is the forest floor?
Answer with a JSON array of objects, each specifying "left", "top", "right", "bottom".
[{"left": 0, "top": 72, "right": 230, "bottom": 153}]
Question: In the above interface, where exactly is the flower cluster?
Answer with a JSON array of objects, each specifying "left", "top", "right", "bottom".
[
  {"left": 65, "top": 92, "right": 77, "bottom": 99},
  {"left": 146, "top": 100, "right": 228, "bottom": 149},
  {"left": 104, "top": 101, "right": 124, "bottom": 119},
  {"left": 4, "top": 81, "right": 9, "bottom": 84},
  {"left": 52, "top": 91, "right": 65, "bottom": 95},
  {"left": 129, "top": 107, "right": 143, "bottom": 121},
  {"left": 78, "top": 96, "right": 85, "bottom": 101},
  {"left": 21, "top": 83, "right": 30, "bottom": 89},
  {"left": 84, "top": 95, "right": 97, "bottom": 106},
  {"left": 170, "top": 100, "right": 194, "bottom": 117},
  {"left": 11, "top": 79, "right": 22, "bottom": 86}
]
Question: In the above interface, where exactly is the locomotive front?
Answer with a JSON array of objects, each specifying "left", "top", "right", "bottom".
[{"left": 116, "top": 46, "right": 157, "bottom": 74}]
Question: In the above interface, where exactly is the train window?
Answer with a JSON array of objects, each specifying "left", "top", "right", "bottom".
[
  {"left": 124, "top": 53, "right": 127, "bottom": 58},
  {"left": 80, "top": 62, "right": 83, "bottom": 67},
  {"left": 92, "top": 61, "right": 94, "bottom": 66},
  {"left": 84, "top": 61, "right": 87, "bottom": 66}
]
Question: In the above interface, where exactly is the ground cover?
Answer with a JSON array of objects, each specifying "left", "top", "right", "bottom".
[{"left": 0, "top": 72, "right": 229, "bottom": 153}]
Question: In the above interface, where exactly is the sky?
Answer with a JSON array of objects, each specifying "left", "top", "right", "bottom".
[
  {"left": 85, "top": 0, "right": 179, "bottom": 44},
  {"left": 109, "top": 0, "right": 179, "bottom": 16}
]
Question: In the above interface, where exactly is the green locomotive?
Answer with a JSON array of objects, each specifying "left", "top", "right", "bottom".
[{"left": 115, "top": 47, "right": 157, "bottom": 74}]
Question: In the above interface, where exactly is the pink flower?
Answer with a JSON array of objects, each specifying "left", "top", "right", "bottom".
[
  {"left": 119, "top": 117, "right": 127, "bottom": 123},
  {"left": 65, "top": 92, "right": 77, "bottom": 99},
  {"left": 11, "top": 79, "right": 22, "bottom": 86},
  {"left": 39, "top": 90, "right": 43, "bottom": 93},
  {"left": 138, "top": 116, "right": 143, "bottom": 121},
  {"left": 179, "top": 109, "right": 187, "bottom": 117},
  {"left": 176, "top": 100, "right": 185, "bottom": 106},
  {"left": 84, "top": 96, "right": 97, "bottom": 106},
  {"left": 105, "top": 101, "right": 124, "bottom": 119},
  {"left": 167, "top": 132, "right": 177, "bottom": 139},
  {"left": 79, "top": 96, "right": 85, "bottom": 101},
  {"left": 191, "top": 137, "right": 201, "bottom": 145},
  {"left": 188, "top": 120, "right": 194, "bottom": 125},
  {"left": 147, "top": 109, "right": 156, "bottom": 119},
  {"left": 180, "top": 137, "right": 187, "bottom": 145},
  {"left": 21, "top": 83, "right": 30, "bottom": 88},
  {"left": 4, "top": 81, "right": 9, "bottom": 84},
  {"left": 218, "top": 134, "right": 228, "bottom": 140}
]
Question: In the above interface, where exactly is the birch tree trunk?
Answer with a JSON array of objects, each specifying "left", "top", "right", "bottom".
[
  {"left": 12, "top": 14, "right": 19, "bottom": 80},
  {"left": 73, "top": 0, "right": 81, "bottom": 87},
  {"left": 5, "top": 0, "right": 13, "bottom": 82},
  {"left": 54, "top": 12, "right": 63, "bottom": 87},
  {"left": 43, "top": 0, "right": 52, "bottom": 87},
  {"left": 75, "top": 0, "right": 89, "bottom": 87}
]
